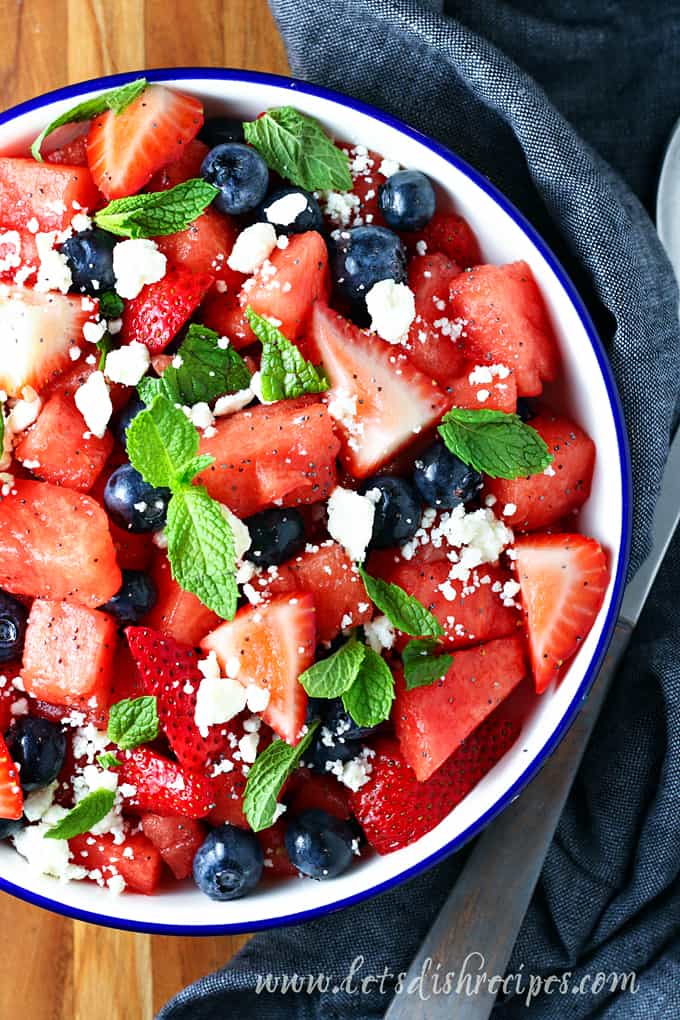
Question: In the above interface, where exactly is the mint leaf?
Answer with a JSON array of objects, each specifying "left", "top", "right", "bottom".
[
  {"left": 438, "top": 408, "right": 552, "bottom": 480},
  {"left": 137, "top": 376, "right": 162, "bottom": 405},
  {"left": 243, "top": 723, "right": 319, "bottom": 832},
  {"left": 246, "top": 307, "right": 328, "bottom": 401},
  {"left": 299, "top": 638, "right": 366, "bottom": 699},
  {"left": 126, "top": 394, "right": 199, "bottom": 489},
  {"left": 97, "top": 332, "right": 114, "bottom": 371},
  {"left": 32, "top": 78, "right": 147, "bottom": 161},
  {"left": 99, "top": 291, "right": 124, "bottom": 319},
  {"left": 342, "top": 647, "right": 394, "bottom": 728},
  {"left": 107, "top": 695, "right": 159, "bottom": 750},
  {"left": 96, "top": 752, "right": 122, "bottom": 770},
  {"left": 402, "top": 639, "right": 453, "bottom": 690},
  {"left": 243, "top": 107, "right": 352, "bottom": 192},
  {"left": 155, "top": 324, "right": 251, "bottom": 405},
  {"left": 0, "top": 404, "right": 4, "bottom": 453},
  {"left": 359, "top": 568, "right": 443, "bottom": 638},
  {"left": 44, "top": 789, "right": 116, "bottom": 840},
  {"left": 167, "top": 485, "right": 238, "bottom": 619},
  {"left": 95, "top": 179, "right": 219, "bottom": 239}
]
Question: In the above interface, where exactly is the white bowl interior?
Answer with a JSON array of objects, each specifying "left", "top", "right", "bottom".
[{"left": 0, "top": 73, "right": 628, "bottom": 932}]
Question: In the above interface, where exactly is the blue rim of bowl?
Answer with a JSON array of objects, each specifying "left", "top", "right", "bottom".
[{"left": 0, "top": 68, "right": 632, "bottom": 936}]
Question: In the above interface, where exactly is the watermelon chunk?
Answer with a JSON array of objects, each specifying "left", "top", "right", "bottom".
[
  {"left": 141, "top": 552, "right": 220, "bottom": 647},
  {"left": 155, "top": 206, "right": 240, "bottom": 286},
  {"left": 403, "top": 252, "right": 466, "bottom": 387},
  {"left": 408, "top": 211, "right": 481, "bottom": 268},
  {"left": 447, "top": 360, "right": 518, "bottom": 413},
  {"left": 69, "top": 832, "right": 162, "bottom": 894},
  {"left": 0, "top": 157, "right": 100, "bottom": 232},
  {"left": 140, "top": 814, "right": 206, "bottom": 880}
]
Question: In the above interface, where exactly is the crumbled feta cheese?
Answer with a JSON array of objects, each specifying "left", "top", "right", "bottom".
[
  {"left": 7, "top": 393, "right": 42, "bottom": 433},
  {"left": 23, "top": 780, "right": 58, "bottom": 822},
  {"left": 107, "top": 874, "right": 126, "bottom": 896},
  {"left": 326, "top": 486, "right": 375, "bottom": 563},
  {"left": 379, "top": 157, "right": 401, "bottom": 177},
  {"left": 214, "top": 388, "right": 254, "bottom": 416},
  {"left": 364, "top": 615, "right": 396, "bottom": 653},
  {"left": 365, "top": 279, "right": 415, "bottom": 344},
  {"left": 503, "top": 503, "right": 517, "bottom": 517},
  {"left": 211, "top": 758, "right": 235, "bottom": 777},
  {"left": 194, "top": 672, "right": 248, "bottom": 738},
  {"left": 12, "top": 809, "right": 87, "bottom": 882},
  {"left": 82, "top": 319, "right": 107, "bottom": 345},
  {"left": 34, "top": 232, "right": 72, "bottom": 294},
  {"left": 272, "top": 802, "right": 287, "bottom": 823},
  {"left": 71, "top": 212, "right": 93, "bottom": 233},
  {"left": 238, "top": 731, "right": 260, "bottom": 764},
  {"left": 264, "top": 191, "right": 308, "bottom": 226},
  {"left": 113, "top": 239, "right": 167, "bottom": 299},
  {"left": 316, "top": 190, "right": 361, "bottom": 226},
  {"left": 326, "top": 747, "right": 375, "bottom": 791},
  {"left": 104, "top": 341, "right": 150, "bottom": 385},
  {"left": 227, "top": 223, "right": 277, "bottom": 274},
  {"left": 74, "top": 370, "right": 112, "bottom": 438},
  {"left": 188, "top": 401, "right": 214, "bottom": 431},
  {"left": 220, "top": 505, "right": 251, "bottom": 560}
]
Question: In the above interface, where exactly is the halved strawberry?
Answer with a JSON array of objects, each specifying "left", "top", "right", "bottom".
[
  {"left": 125, "top": 625, "right": 240, "bottom": 771},
  {"left": 200, "top": 593, "right": 316, "bottom": 745},
  {"left": 0, "top": 733, "right": 23, "bottom": 821},
  {"left": 197, "top": 398, "right": 340, "bottom": 518},
  {"left": 514, "top": 534, "right": 609, "bottom": 693},
  {"left": 409, "top": 211, "right": 481, "bottom": 268},
  {"left": 0, "top": 286, "right": 98, "bottom": 397},
  {"left": 485, "top": 412, "right": 595, "bottom": 532},
  {"left": 87, "top": 84, "right": 204, "bottom": 200},
  {"left": 69, "top": 831, "right": 162, "bottom": 894},
  {"left": 309, "top": 302, "right": 449, "bottom": 477},
  {"left": 0, "top": 480, "right": 121, "bottom": 607},
  {"left": 0, "top": 157, "right": 100, "bottom": 231},
  {"left": 147, "top": 138, "right": 209, "bottom": 191},
  {"left": 118, "top": 746, "right": 216, "bottom": 818},
  {"left": 140, "top": 814, "right": 206, "bottom": 880},
  {"left": 141, "top": 553, "right": 219, "bottom": 648},
  {"left": 15, "top": 391, "right": 113, "bottom": 492},
  {"left": 403, "top": 253, "right": 467, "bottom": 387},
  {"left": 240, "top": 230, "right": 329, "bottom": 341},
  {"left": 449, "top": 262, "right": 559, "bottom": 396},
  {"left": 352, "top": 711, "right": 520, "bottom": 854},
  {"left": 120, "top": 266, "right": 214, "bottom": 352},
  {"left": 394, "top": 634, "right": 526, "bottom": 780},
  {"left": 155, "top": 206, "right": 240, "bottom": 286}
]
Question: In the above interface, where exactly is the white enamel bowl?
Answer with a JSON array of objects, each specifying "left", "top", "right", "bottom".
[{"left": 0, "top": 69, "right": 631, "bottom": 934}]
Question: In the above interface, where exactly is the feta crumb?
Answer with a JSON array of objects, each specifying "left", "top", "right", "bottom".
[
  {"left": 365, "top": 279, "right": 415, "bottom": 344},
  {"left": 220, "top": 505, "right": 251, "bottom": 560},
  {"left": 34, "top": 232, "right": 72, "bottom": 294},
  {"left": 503, "top": 503, "right": 517, "bottom": 517},
  {"left": 194, "top": 673, "right": 248, "bottom": 738},
  {"left": 23, "top": 780, "right": 58, "bottom": 822},
  {"left": 214, "top": 388, "right": 254, "bottom": 416},
  {"left": 7, "top": 393, "right": 42, "bottom": 433},
  {"left": 326, "top": 486, "right": 375, "bottom": 563},
  {"left": 379, "top": 157, "right": 401, "bottom": 177},
  {"left": 82, "top": 319, "right": 107, "bottom": 345},
  {"left": 188, "top": 401, "right": 215, "bottom": 431},
  {"left": 113, "top": 239, "right": 167, "bottom": 300},
  {"left": 238, "top": 731, "right": 259, "bottom": 764},
  {"left": 364, "top": 615, "right": 396, "bottom": 653},
  {"left": 316, "top": 190, "right": 361, "bottom": 226},
  {"left": 12, "top": 809, "right": 87, "bottom": 882},
  {"left": 74, "top": 371, "right": 112, "bottom": 438},
  {"left": 104, "top": 341, "right": 150, "bottom": 385},
  {"left": 264, "top": 191, "right": 307, "bottom": 227},
  {"left": 227, "top": 223, "right": 277, "bottom": 274},
  {"left": 272, "top": 802, "right": 287, "bottom": 823},
  {"left": 107, "top": 874, "right": 126, "bottom": 896}
]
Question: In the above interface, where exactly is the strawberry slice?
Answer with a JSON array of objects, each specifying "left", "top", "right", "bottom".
[
  {"left": 120, "top": 266, "right": 214, "bottom": 353},
  {"left": 514, "top": 534, "right": 609, "bottom": 693},
  {"left": 240, "top": 230, "right": 329, "bottom": 341},
  {"left": 485, "top": 412, "right": 595, "bottom": 531},
  {"left": 118, "top": 746, "right": 216, "bottom": 819},
  {"left": 200, "top": 593, "right": 316, "bottom": 746},
  {"left": 0, "top": 285, "right": 98, "bottom": 397},
  {"left": 309, "top": 302, "right": 449, "bottom": 477},
  {"left": 147, "top": 138, "right": 209, "bottom": 191},
  {"left": 352, "top": 711, "right": 520, "bottom": 854},
  {"left": 87, "top": 84, "right": 204, "bottom": 200},
  {"left": 140, "top": 814, "right": 206, "bottom": 880},
  {"left": 125, "top": 625, "right": 241, "bottom": 771},
  {"left": 0, "top": 733, "right": 23, "bottom": 821}
]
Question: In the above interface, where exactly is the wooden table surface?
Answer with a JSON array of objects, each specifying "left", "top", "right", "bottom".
[{"left": 0, "top": 2, "right": 288, "bottom": 1017}]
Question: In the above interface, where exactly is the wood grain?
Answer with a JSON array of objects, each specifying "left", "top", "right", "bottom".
[{"left": 0, "top": 1, "right": 289, "bottom": 1017}]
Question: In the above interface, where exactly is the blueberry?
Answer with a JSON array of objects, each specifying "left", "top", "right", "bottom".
[
  {"left": 0, "top": 817, "right": 25, "bottom": 840},
  {"left": 516, "top": 398, "right": 535, "bottom": 422},
  {"left": 5, "top": 718, "right": 66, "bottom": 792},
  {"left": 285, "top": 809, "right": 355, "bottom": 880},
  {"left": 311, "top": 697, "right": 381, "bottom": 743},
  {"left": 193, "top": 824, "right": 263, "bottom": 900},
  {"left": 198, "top": 116, "right": 244, "bottom": 147},
  {"left": 361, "top": 475, "right": 421, "bottom": 549},
  {"left": 257, "top": 186, "right": 323, "bottom": 236},
  {"left": 305, "top": 698, "right": 377, "bottom": 772},
  {"left": 60, "top": 228, "right": 117, "bottom": 296},
  {"left": 104, "top": 464, "right": 171, "bottom": 533},
  {"left": 102, "top": 570, "right": 157, "bottom": 626},
  {"left": 244, "top": 509, "right": 305, "bottom": 567},
  {"left": 378, "top": 170, "right": 436, "bottom": 232},
  {"left": 112, "top": 394, "right": 146, "bottom": 449},
  {"left": 0, "top": 591, "right": 27, "bottom": 664},
  {"left": 200, "top": 143, "right": 269, "bottom": 216},
  {"left": 412, "top": 440, "right": 483, "bottom": 509},
  {"left": 329, "top": 225, "right": 407, "bottom": 308}
]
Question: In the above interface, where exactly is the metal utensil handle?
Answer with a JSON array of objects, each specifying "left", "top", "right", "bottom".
[{"left": 384, "top": 619, "right": 633, "bottom": 1020}]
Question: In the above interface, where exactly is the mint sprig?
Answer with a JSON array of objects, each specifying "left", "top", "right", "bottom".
[
  {"left": 139, "top": 323, "right": 251, "bottom": 407},
  {"left": 402, "top": 639, "right": 453, "bottom": 690},
  {"left": 359, "top": 568, "right": 443, "bottom": 638},
  {"left": 341, "top": 647, "right": 395, "bottom": 728},
  {"left": 299, "top": 638, "right": 365, "bottom": 699},
  {"left": 438, "top": 408, "right": 553, "bottom": 480},
  {"left": 246, "top": 307, "right": 328, "bottom": 401},
  {"left": 126, "top": 394, "right": 238, "bottom": 618},
  {"left": 107, "top": 695, "right": 159, "bottom": 750},
  {"left": 243, "top": 107, "right": 352, "bottom": 192},
  {"left": 32, "top": 78, "right": 147, "bottom": 161},
  {"left": 96, "top": 752, "right": 122, "bottom": 770},
  {"left": 94, "top": 179, "right": 219, "bottom": 239},
  {"left": 45, "top": 789, "right": 116, "bottom": 840},
  {"left": 243, "top": 723, "right": 319, "bottom": 832},
  {"left": 99, "top": 291, "right": 124, "bottom": 319}
]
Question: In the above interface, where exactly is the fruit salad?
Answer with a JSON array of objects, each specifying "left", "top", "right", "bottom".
[{"left": 0, "top": 80, "right": 609, "bottom": 900}]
